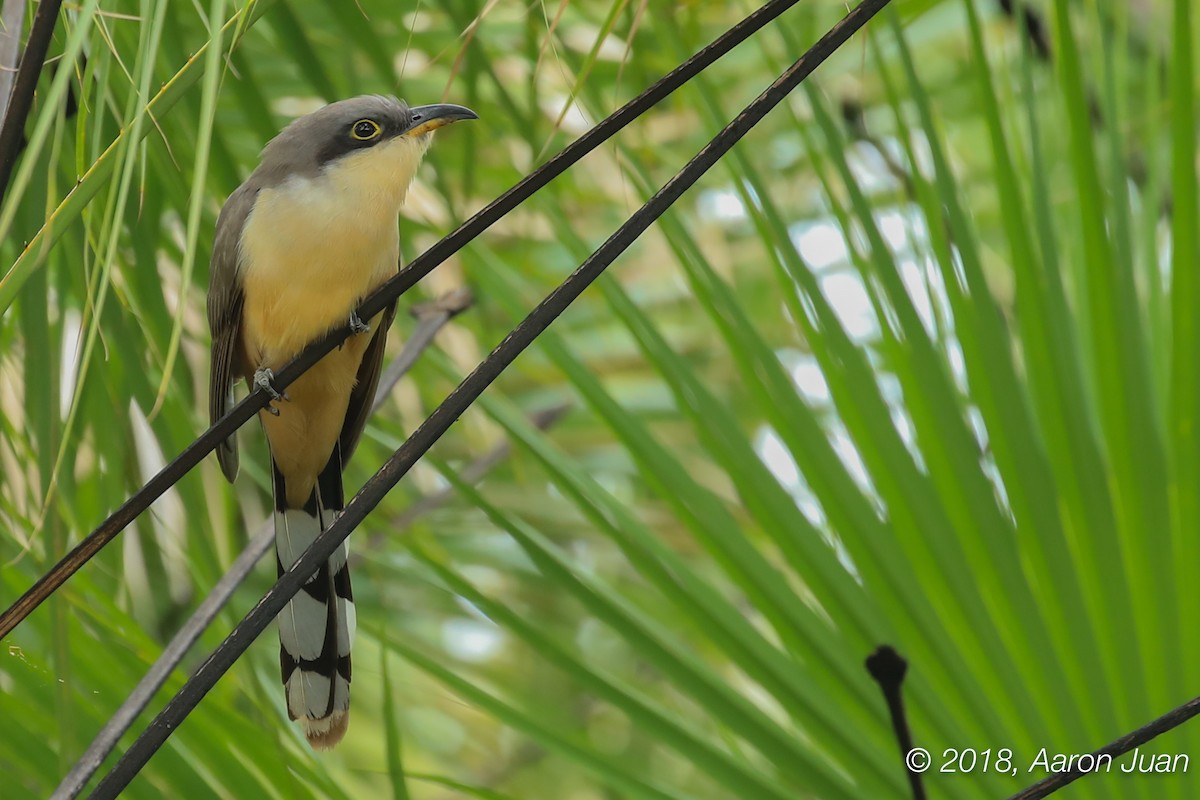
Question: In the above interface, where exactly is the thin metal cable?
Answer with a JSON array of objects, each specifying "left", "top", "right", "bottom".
[
  {"left": 55, "top": 398, "right": 572, "bottom": 799},
  {"left": 1006, "top": 696, "right": 1200, "bottom": 799},
  {"left": 87, "top": 2, "right": 891, "bottom": 795},
  {"left": 0, "top": 0, "right": 806, "bottom": 640},
  {"left": 49, "top": 293, "right": 466, "bottom": 799}
]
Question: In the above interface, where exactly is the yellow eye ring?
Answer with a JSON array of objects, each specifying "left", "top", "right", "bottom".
[{"left": 350, "top": 119, "right": 382, "bottom": 141}]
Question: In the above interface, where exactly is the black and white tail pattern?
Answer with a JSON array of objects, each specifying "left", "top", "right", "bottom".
[{"left": 272, "top": 448, "right": 355, "bottom": 749}]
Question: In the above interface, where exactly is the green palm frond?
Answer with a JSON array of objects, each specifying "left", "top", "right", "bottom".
[{"left": 1, "top": 1, "right": 1197, "bottom": 798}]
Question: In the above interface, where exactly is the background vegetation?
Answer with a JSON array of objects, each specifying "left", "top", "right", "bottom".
[{"left": 1, "top": 0, "right": 1197, "bottom": 797}]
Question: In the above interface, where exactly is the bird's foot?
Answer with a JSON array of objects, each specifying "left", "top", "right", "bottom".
[
  {"left": 348, "top": 310, "right": 370, "bottom": 335},
  {"left": 253, "top": 368, "right": 288, "bottom": 415}
]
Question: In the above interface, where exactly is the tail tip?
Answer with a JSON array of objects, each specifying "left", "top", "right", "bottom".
[{"left": 302, "top": 710, "right": 349, "bottom": 750}]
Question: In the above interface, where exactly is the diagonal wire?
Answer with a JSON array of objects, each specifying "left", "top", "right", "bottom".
[
  {"left": 51, "top": 295, "right": 552, "bottom": 799},
  {"left": 0, "top": 0, "right": 808, "bottom": 641},
  {"left": 52, "top": 528, "right": 273, "bottom": 800},
  {"left": 1006, "top": 696, "right": 1200, "bottom": 799},
  {"left": 85, "top": 1, "right": 892, "bottom": 795},
  {"left": 56, "top": 401, "right": 570, "bottom": 800},
  {"left": 49, "top": 303, "right": 460, "bottom": 799}
]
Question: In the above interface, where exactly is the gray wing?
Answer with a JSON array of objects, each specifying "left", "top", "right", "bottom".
[
  {"left": 339, "top": 300, "right": 397, "bottom": 465},
  {"left": 208, "top": 184, "right": 257, "bottom": 483}
]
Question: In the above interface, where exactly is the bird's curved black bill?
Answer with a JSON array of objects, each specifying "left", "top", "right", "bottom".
[{"left": 402, "top": 104, "right": 479, "bottom": 137}]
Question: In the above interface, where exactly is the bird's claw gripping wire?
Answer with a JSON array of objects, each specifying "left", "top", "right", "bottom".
[
  {"left": 338, "top": 310, "right": 371, "bottom": 350},
  {"left": 349, "top": 309, "right": 370, "bottom": 335},
  {"left": 253, "top": 368, "right": 288, "bottom": 415}
]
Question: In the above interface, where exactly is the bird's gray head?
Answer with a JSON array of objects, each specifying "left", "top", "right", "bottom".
[{"left": 257, "top": 95, "right": 477, "bottom": 182}]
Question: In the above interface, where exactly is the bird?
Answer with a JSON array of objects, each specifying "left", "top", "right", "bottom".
[{"left": 206, "top": 95, "right": 477, "bottom": 749}]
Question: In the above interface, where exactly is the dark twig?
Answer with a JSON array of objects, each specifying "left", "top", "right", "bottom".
[
  {"left": 0, "top": 0, "right": 61, "bottom": 205},
  {"left": 1007, "top": 696, "right": 1200, "bottom": 800},
  {"left": 866, "top": 646, "right": 926, "bottom": 800},
  {"left": 87, "top": 3, "right": 890, "bottom": 793},
  {"left": 0, "top": 0, "right": 808, "bottom": 641}
]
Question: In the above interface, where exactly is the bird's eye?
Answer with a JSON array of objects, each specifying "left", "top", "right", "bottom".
[{"left": 351, "top": 119, "right": 381, "bottom": 141}]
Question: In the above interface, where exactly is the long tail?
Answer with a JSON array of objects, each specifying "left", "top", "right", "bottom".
[{"left": 272, "top": 448, "right": 354, "bottom": 749}]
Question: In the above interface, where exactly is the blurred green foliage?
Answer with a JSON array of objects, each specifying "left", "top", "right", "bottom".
[{"left": 1, "top": 0, "right": 1197, "bottom": 798}]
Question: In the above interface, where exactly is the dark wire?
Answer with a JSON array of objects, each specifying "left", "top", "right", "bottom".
[
  {"left": 87, "top": 1, "right": 892, "bottom": 795},
  {"left": 50, "top": 296, "right": 467, "bottom": 800},
  {"left": 1006, "top": 696, "right": 1200, "bottom": 800},
  {"left": 0, "top": 0, "right": 807, "bottom": 641}
]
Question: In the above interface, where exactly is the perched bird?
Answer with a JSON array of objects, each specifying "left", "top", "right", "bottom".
[{"left": 207, "top": 95, "right": 477, "bottom": 748}]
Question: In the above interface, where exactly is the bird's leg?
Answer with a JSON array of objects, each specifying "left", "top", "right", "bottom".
[
  {"left": 348, "top": 309, "right": 370, "bottom": 335},
  {"left": 340, "top": 309, "right": 371, "bottom": 350},
  {"left": 253, "top": 367, "right": 289, "bottom": 416}
]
